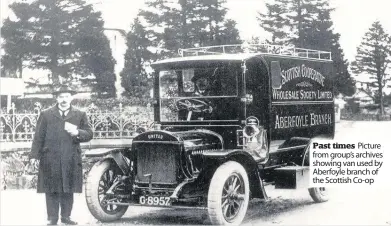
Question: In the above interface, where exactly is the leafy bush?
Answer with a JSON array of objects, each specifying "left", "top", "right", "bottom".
[{"left": 1, "top": 150, "right": 104, "bottom": 189}]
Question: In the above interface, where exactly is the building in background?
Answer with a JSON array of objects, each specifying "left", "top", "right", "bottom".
[{"left": 0, "top": 77, "right": 24, "bottom": 111}]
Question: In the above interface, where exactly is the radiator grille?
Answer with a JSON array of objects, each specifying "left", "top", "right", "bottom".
[{"left": 136, "top": 143, "right": 178, "bottom": 184}]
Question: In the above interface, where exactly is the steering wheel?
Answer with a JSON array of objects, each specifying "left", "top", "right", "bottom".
[
  {"left": 174, "top": 98, "right": 213, "bottom": 121},
  {"left": 175, "top": 98, "right": 213, "bottom": 113}
]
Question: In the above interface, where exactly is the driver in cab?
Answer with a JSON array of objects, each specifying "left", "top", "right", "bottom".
[
  {"left": 176, "top": 73, "right": 214, "bottom": 121},
  {"left": 191, "top": 67, "right": 220, "bottom": 96},
  {"left": 193, "top": 75, "right": 211, "bottom": 96}
]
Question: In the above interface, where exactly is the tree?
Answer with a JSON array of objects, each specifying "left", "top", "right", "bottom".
[
  {"left": 78, "top": 33, "right": 117, "bottom": 98},
  {"left": 258, "top": 0, "right": 321, "bottom": 47},
  {"left": 120, "top": 18, "right": 153, "bottom": 98},
  {"left": 290, "top": 0, "right": 330, "bottom": 48},
  {"left": 258, "top": 0, "right": 333, "bottom": 47},
  {"left": 139, "top": 0, "right": 241, "bottom": 59},
  {"left": 1, "top": 3, "right": 35, "bottom": 78},
  {"left": 216, "top": 19, "right": 241, "bottom": 45},
  {"left": 139, "top": 0, "right": 197, "bottom": 58},
  {"left": 257, "top": 1, "right": 289, "bottom": 45},
  {"left": 258, "top": 0, "right": 356, "bottom": 96},
  {"left": 1, "top": 0, "right": 116, "bottom": 97},
  {"left": 351, "top": 21, "right": 391, "bottom": 115},
  {"left": 192, "top": 0, "right": 241, "bottom": 46},
  {"left": 332, "top": 39, "right": 356, "bottom": 97},
  {"left": 300, "top": 8, "right": 356, "bottom": 96}
]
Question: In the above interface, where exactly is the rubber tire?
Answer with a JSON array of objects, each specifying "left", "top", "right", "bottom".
[
  {"left": 85, "top": 160, "right": 128, "bottom": 222},
  {"left": 309, "top": 187, "right": 328, "bottom": 203},
  {"left": 303, "top": 142, "right": 329, "bottom": 203},
  {"left": 207, "top": 161, "right": 250, "bottom": 226}
]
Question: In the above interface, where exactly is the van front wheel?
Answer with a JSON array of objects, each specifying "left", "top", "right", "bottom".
[
  {"left": 207, "top": 161, "right": 250, "bottom": 225},
  {"left": 85, "top": 160, "right": 128, "bottom": 222}
]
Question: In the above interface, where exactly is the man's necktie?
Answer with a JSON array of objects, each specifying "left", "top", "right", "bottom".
[{"left": 60, "top": 109, "right": 68, "bottom": 119}]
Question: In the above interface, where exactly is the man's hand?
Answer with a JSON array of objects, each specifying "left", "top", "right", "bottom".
[{"left": 66, "top": 128, "right": 79, "bottom": 136}]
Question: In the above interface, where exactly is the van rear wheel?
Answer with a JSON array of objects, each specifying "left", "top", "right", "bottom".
[
  {"left": 309, "top": 187, "right": 328, "bottom": 202},
  {"left": 207, "top": 161, "right": 250, "bottom": 225},
  {"left": 303, "top": 141, "right": 329, "bottom": 203}
]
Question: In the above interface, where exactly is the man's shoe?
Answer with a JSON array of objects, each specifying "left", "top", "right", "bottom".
[
  {"left": 61, "top": 218, "right": 78, "bottom": 225},
  {"left": 47, "top": 220, "right": 58, "bottom": 225}
]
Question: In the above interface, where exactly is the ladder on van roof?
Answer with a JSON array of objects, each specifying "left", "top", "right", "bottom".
[{"left": 178, "top": 44, "right": 332, "bottom": 61}]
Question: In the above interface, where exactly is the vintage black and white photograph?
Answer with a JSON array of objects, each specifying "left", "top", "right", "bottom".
[{"left": 1, "top": 0, "right": 391, "bottom": 225}]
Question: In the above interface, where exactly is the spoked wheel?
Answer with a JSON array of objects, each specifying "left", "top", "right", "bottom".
[
  {"left": 208, "top": 161, "right": 250, "bottom": 225},
  {"left": 85, "top": 160, "right": 128, "bottom": 222},
  {"left": 309, "top": 187, "right": 328, "bottom": 202},
  {"left": 221, "top": 174, "right": 247, "bottom": 221},
  {"left": 303, "top": 142, "right": 329, "bottom": 203}
]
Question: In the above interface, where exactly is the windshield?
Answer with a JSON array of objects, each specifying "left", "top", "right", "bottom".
[{"left": 159, "top": 66, "right": 240, "bottom": 122}]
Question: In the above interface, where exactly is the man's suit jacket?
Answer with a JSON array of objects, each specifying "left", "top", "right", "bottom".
[{"left": 30, "top": 105, "right": 93, "bottom": 193}]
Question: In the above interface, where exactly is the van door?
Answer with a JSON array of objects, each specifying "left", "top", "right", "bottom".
[{"left": 244, "top": 57, "right": 270, "bottom": 132}]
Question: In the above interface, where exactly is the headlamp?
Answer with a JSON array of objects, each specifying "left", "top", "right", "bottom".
[{"left": 243, "top": 125, "right": 260, "bottom": 138}]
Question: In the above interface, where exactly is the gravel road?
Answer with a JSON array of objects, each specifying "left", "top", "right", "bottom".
[
  {"left": 1, "top": 121, "right": 390, "bottom": 225},
  {"left": 1, "top": 186, "right": 390, "bottom": 225}
]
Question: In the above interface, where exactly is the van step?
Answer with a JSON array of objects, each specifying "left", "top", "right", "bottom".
[{"left": 274, "top": 166, "right": 309, "bottom": 189}]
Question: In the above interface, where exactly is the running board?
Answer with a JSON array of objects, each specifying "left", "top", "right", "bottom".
[{"left": 274, "top": 166, "right": 310, "bottom": 189}]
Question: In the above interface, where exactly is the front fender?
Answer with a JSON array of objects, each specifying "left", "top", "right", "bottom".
[
  {"left": 86, "top": 148, "right": 131, "bottom": 175},
  {"left": 201, "top": 149, "right": 268, "bottom": 199}
]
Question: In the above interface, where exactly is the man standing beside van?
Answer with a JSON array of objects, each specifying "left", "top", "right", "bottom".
[{"left": 29, "top": 85, "right": 93, "bottom": 225}]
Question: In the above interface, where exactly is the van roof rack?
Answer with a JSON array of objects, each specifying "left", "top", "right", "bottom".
[{"left": 178, "top": 44, "right": 332, "bottom": 61}]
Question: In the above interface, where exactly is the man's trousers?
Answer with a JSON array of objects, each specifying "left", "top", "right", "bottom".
[{"left": 45, "top": 192, "right": 74, "bottom": 221}]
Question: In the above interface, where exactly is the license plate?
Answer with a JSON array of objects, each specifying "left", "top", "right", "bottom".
[{"left": 139, "top": 196, "right": 171, "bottom": 206}]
